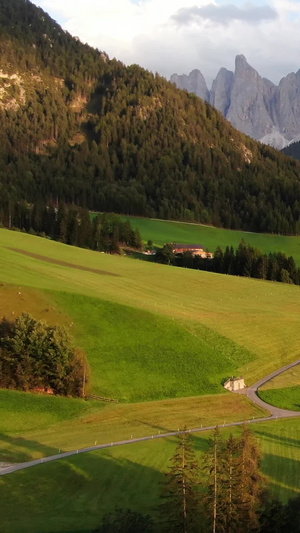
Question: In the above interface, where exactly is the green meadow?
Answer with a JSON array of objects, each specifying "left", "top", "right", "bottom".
[
  {"left": 1, "top": 228, "right": 300, "bottom": 387},
  {"left": 0, "top": 389, "right": 267, "bottom": 463},
  {"left": 1, "top": 227, "right": 300, "bottom": 530},
  {"left": 1, "top": 419, "right": 300, "bottom": 533},
  {"left": 258, "top": 365, "right": 300, "bottom": 411},
  {"left": 121, "top": 215, "right": 300, "bottom": 263},
  {"left": 259, "top": 388, "right": 300, "bottom": 412}
]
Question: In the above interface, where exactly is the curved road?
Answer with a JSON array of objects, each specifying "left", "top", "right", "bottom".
[
  {"left": 2, "top": 359, "right": 300, "bottom": 477},
  {"left": 237, "top": 358, "right": 300, "bottom": 417}
]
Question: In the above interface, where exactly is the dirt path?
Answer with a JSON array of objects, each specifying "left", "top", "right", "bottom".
[{"left": 2, "top": 360, "right": 300, "bottom": 477}]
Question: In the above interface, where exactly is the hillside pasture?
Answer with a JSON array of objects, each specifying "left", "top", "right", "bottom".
[
  {"left": 50, "top": 291, "right": 255, "bottom": 400},
  {"left": 1, "top": 229, "right": 300, "bottom": 387},
  {"left": 259, "top": 388, "right": 300, "bottom": 412},
  {"left": 121, "top": 215, "right": 300, "bottom": 265},
  {"left": 258, "top": 365, "right": 300, "bottom": 411},
  {"left": 0, "top": 390, "right": 267, "bottom": 463},
  {"left": 1, "top": 419, "right": 300, "bottom": 532},
  {"left": 260, "top": 365, "right": 300, "bottom": 390}
]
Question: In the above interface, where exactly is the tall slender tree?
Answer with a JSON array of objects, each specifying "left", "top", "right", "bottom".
[
  {"left": 202, "top": 426, "right": 225, "bottom": 533},
  {"left": 237, "top": 425, "right": 264, "bottom": 531},
  {"left": 160, "top": 430, "right": 201, "bottom": 532}
]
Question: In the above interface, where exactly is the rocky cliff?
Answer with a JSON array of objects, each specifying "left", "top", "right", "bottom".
[{"left": 171, "top": 55, "right": 300, "bottom": 149}]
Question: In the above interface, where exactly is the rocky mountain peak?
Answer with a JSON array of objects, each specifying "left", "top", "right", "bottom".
[
  {"left": 170, "top": 68, "right": 209, "bottom": 101},
  {"left": 171, "top": 55, "right": 300, "bottom": 149}
]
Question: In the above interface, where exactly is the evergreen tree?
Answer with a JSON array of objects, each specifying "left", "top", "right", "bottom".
[
  {"left": 160, "top": 430, "right": 201, "bottom": 533},
  {"left": 203, "top": 427, "right": 225, "bottom": 533},
  {"left": 237, "top": 426, "right": 264, "bottom": 531}
]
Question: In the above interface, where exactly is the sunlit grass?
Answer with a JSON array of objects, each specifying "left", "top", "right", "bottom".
[{"left": 2, "top": 419, "right": 300, "bottom": 532}]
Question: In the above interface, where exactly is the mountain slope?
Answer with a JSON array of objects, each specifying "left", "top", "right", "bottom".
[{"left": 1, "top": 0, "right": 300, "bottom": 233}]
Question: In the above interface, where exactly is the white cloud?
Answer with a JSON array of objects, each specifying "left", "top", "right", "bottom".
[
  {"left": 32, "top": 0, "right": 300, "bottom": 86},
  {"left": 172, "top": 3, "right": 277, "bottom": 26}
]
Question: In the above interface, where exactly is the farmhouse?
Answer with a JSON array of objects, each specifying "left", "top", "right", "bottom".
[
  {"left": 172, "top": 244, "right": 213, "bottom": 259},
  {"left": 224, "top": 377, "right": 245, "bottom": 392}
]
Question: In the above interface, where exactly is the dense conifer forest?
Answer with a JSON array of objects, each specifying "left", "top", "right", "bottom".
[
  {"left": 282, "top": 141, "right": 300, "bottom": 162},
  {"left": 2, "top": 0, "right": 300, "bottom": 234}
]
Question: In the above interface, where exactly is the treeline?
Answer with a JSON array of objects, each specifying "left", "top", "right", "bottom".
[
  {"left": 0, "top": 313, "right": 85, "bottom": 396},
  {"left": 158, "top": 241, "right": 300, "bottom": 285},
  {"left": 0, "top": 201, "right": 142, "bottom": 252},
  {"left": 3, "top": 2, "right": 300, "bottom": 234},
  {"left": 94, "top": 428, "right": 300, "bottom": 532}
]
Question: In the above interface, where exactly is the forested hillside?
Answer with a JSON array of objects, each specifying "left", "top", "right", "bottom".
[
  {"left": 283, "top": 141, "right": 300, "bottom": 162},
  {"left": 2, "top": 0, "right": 300, "bottom": 234}
]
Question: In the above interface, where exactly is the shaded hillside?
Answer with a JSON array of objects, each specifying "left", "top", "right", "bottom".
[
  {"left": 282, "top": 141, "right": 300, "bottom": 162},
  {"left": 2, "top": 1, "right": 300, "bottom": 233}
]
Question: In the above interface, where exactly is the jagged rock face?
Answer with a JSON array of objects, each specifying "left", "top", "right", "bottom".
[
  {"left": 276, "top": 70, "right": 300, "bottom": 141},
  {"left": 210, "top": 67, "right": 233, "bottom": 116},
  {"left": 226, "top": 54, "right": 276, "bottom": 139},
  {"left": 171, "top": 56, "right": 300, "bottom": 149},
  {"left": 170, "top": 69, "right": 209, "bottom": 102}
]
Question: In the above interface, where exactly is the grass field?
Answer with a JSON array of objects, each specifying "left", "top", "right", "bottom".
[
  {"left": 50, "top": 291, "right": 255, "bottom": 400},
  {"left": 0, "top": 388, "right": 267, "bottom": 463},
  {"left": 2, "top": 227, "right": 300, "bottom": 529},
  {"left": 259, "top": 388, "right": 300, "bottom": 411},
  {"left": 261, "top": 365, "right": 300, "bottom": 391},
  {"left": 120, "top": 215, "right": 300, "bottom": 264},
  {"left": 1, "top": 419, "right": 300, "bottom": 533},
  {"left": 1, "top": 229, "right": 300, "bottom": 387},
  {"left": 258, "top": 366, "right": 300, "bottom": 411}
]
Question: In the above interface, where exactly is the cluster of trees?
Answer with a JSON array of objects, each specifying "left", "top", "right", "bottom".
[
  {"left": 2, "top": 1, "right": 300, "bottom": 234},
  {"left": 0, "top": 313, "right": 85, "bottom": 396},
  {"left": 157, "top": 241, "right": 300, "bottom": 285},
  {"left": 160, "top": 426, "right": 263, "bottom": 533},
  {"left": 0, "top": 201, "right": 142, "bottom": 252},
  {"left": 95, "top": 428, "right": 300, "bottom": 532}
]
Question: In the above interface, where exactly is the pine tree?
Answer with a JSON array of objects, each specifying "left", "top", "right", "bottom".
[
  {"left": 160, "top": 430, "right": 201, "bottom": 533},
  {"left": 221, "top": 434, "right": 241, "bottom": 532},
  {"left": 236, "top": 425, "right": 264, "bottom": 531},
  {"left": 202, "top": 427, "right": 225, "bottom": 533}
]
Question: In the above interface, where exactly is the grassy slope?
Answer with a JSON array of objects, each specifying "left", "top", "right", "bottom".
[
  {"left": 121, "top": 215, "right": 300, "bottom": 264},
  {"left": 2, "top": 419, "right": 300, "bottom": 533},
  {"left": 261, "top": 365, "right": 300, "bottom": 390},
  {"left": 2, "top": 229, "right": 300, "bottom": 526},
  {"left": 258, "top": 366, "right": 300, "bottom": 411},
  {"left": 0, "top": 389, "right": 101, "bottom": 434},
  {"left": 0, "top": 391, "right": 266, "bottom": 463},
  {"left": 1, "top": 229, "right": 300, "bottom": 386},
  {"left": 51, "top": 292, "right": 253, "bottom": 400},
  {"left": 259, "top": 388, "right": 300, "bottom": 411}
]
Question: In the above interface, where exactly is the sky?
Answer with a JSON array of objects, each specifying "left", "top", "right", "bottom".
[{"left": 31, "top": 0, "right": 300, "bottom": 87}]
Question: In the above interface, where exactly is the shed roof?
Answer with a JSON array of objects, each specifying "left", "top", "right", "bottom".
[{"left": 172, "top": 244, "right": 205, "bottom": 250}]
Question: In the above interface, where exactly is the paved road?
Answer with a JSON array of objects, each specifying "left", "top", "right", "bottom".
[
  {"left": 2, "top": 360, "right": 300, "bottom": 477},
  {"left": 236, "top": 358, "right": 300, "bottom": 418}
]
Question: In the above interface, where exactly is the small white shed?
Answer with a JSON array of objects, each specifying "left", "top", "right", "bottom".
[{"left": 224, "top": 377, "right": 245, "bottom": 392}]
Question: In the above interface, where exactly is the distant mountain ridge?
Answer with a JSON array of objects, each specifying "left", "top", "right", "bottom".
[{"left": 171, "top": 56, "right": 300, "bottom": 150}]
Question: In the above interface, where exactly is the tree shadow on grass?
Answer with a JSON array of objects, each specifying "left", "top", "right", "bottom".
[
  {"left": 261, "top": 453, "right": 300, "bottom": 503},
  {"left": 1, "top": 446, "right": 163, "bottom": 533},
  {"left": 255, "top": 428, "right": 300, "bottom": 450},
  {"left": 0, "top": 431, "right": 61, "bottom": 464}
]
